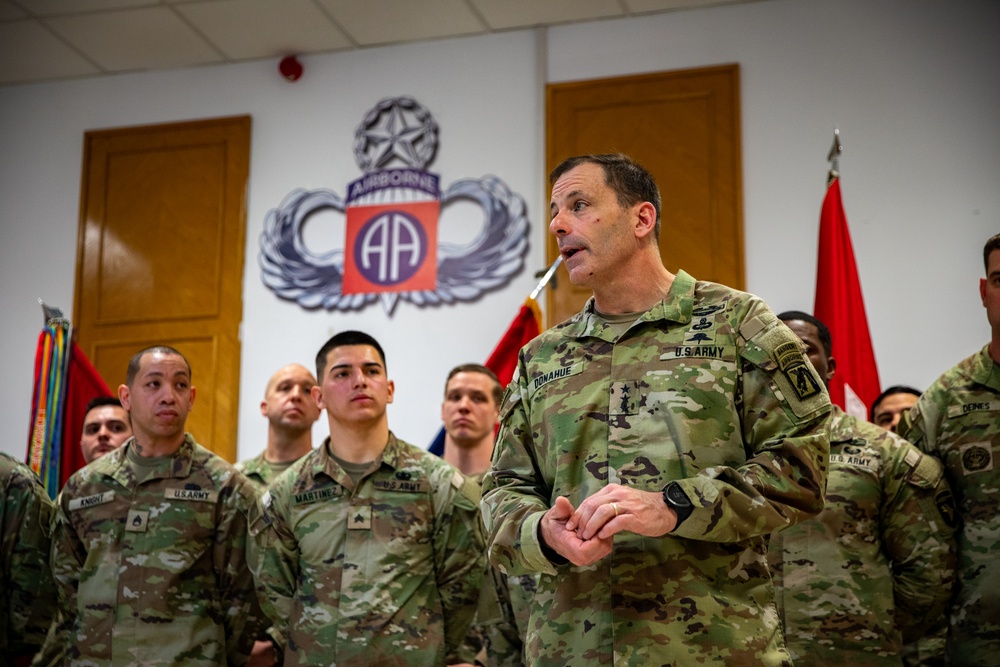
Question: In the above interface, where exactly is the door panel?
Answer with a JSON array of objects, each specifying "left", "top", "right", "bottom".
[
  {"left": 546, "top": 65, "right": 743, "bottom": 326},
  {"left": 74, "top": 116, "right": 250, "bottom": 461}
]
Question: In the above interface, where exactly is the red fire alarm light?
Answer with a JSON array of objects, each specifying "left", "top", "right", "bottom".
[{"left": 279, "top": 55, "right": 303, "bottom": 82}]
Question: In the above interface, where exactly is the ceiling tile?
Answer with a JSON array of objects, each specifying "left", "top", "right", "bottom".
[
  {"left": 15, "top": 0, "right": 156, "bottom": 17},
  {"left": 624, "top": 0, "right": 745, "bottom": 13},
  {"left": 176, "top": 0, "right": 353, "bottom": 60},
  {"left": 317, "top": 0, "right": 486, "bottom": 45},
  {"left": 0, "top": 1, "right": 29, "bottom": 20},
  {"left": 46, "top": 6, "right": 224, "bottom": 72},
  {"left": 468, "top": 0, "right": 624, "bottom": 30},
  {"left": 0, "top": 19, "right": 99, "bottom": 84}
]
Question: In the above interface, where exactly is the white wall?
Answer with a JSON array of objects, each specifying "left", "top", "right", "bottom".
[{"left": 2, "top": 0, "right": 997, "bottom": 462}]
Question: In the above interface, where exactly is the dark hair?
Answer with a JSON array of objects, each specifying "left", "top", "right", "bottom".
[
  {"left": 445, "top": 363, "right": 502, "bottom": 406},
  {"left": 549, "top": 153, "right": 662, "bottom": 241},
  {"left": 869, "top": 385, "right": 922, "bottom": 422},
  {"left": 315, "top": 330, "right": 386, "bottom": 380},
  {"left": 84, "top": 396, "right": 123, "bottom": 415},
  {"left": 125, "top": 346, "right": 190, "bottom": 386},
  {"left": 776, "top": 310, "right": 833, "bottom": 358},
  {"left": 985, "top": 233, "right": 1000, "bottom": 273}
]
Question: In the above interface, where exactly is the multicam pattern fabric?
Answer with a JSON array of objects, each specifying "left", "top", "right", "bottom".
[
  {"left": 235, "top": 451, "right": 299, "bottom": 489},
  {"left": 463, "top": 473, "right": 534, "bottom": 667},
  {"left": 481, "top": 271, "right": 831, "bottom": 667},
  {"left": 1, "top": 451, "right": 55, "bottom": 660},
  {"left": 46, "top": 435, "right": 265, "bottom": 666},
  {"left": 898, "top": 345, "right": 1000, "bottom": 666},
  {"left": 251, "top": 432, "right": 485, "bottom": 666},
  {"left": 769, "top": 405, "right": 957, "bottom": 666}
]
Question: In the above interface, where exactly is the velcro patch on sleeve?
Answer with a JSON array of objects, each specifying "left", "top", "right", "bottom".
[{"left": 68, "top": 491, "right": 115, "bottom": 511}]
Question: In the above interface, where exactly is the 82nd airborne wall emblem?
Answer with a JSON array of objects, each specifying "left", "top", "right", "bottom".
[{"left": 260, "top": 96, "right": 530, "bottom": 315}]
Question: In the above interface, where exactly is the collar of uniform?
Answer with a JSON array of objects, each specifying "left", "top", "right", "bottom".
[
  {"left": 109, "top": 434, "right": 196, "bottom": 487},
  {"left": 314, "top": 432, "right": 405, "bottom": 484},
  {"left": 973, "top": 344, "right": 1000, "bottom": 391},
  {"left": 564, "top": 269, "right": 696, "bottom": 341}
]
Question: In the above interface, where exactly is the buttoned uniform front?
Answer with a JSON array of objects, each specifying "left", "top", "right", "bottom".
[
  {"left": 1, "top": 451, "right": 55, "bottom": 661},
  {"left": 45, "top": 434, "right": 265, "bottom": 666},
  {"left": 769, "top": 405, "right": 957, "bottom": 666},
  {"left": 481, "top": 271, "right": 832, "bottom": 667},
  {"left": 898, "top": 344, "right": 1000, "bottom": 666},
  {"left": 252, "top": 432, "right": 485, "bottom": 666}
]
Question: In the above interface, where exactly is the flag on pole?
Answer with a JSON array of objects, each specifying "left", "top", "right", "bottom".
[
  {"left": 428, "top": 296, "right": 542, "bottom": 455},
  {"left": 484, "top": 297, "right": 542, "bottom": 388},
  {"left": 27, "top": 315, "right": 112, "bottom": 497},
  {"left": 813, "top": 173, "right": 881, "bottom": 418},
  {"left": 59, "top": 340, "right": 114, "bottom": 487}
]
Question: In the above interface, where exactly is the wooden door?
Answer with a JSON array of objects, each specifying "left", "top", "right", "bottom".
[
  {"left": 73, "top": 116, "right": 251, "bottom": 461},
  {"left": 546, "top": 65, "right": 744, "bottom": 326}
]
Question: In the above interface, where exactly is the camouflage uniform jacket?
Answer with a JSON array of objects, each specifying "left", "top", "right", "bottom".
[
  {"left": 769, "top": 405, "right": 957, "bottom": 666},
  {"left": 481, "top": 271, "right": 831, "bottom": 667},
  {"left": 252, "top": 432, "right": 485, "bottom": 666},
  {"left": 235, "top": 451, "right": 285, "bottom": 489},
  {"left": 47, "top": 435, "right": 265, "bottom": 666},
  {"left": 463, "top": 473, "right": 534, "bottom": 667},
  {"left": 898, "top": 344, "right": 1000, "bottom": 666},
  {"left": 1, "top": 451, "right": 56, "bottom": 659}
]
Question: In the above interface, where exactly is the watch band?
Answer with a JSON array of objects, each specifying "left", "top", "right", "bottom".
[{"left": 662, "top": 481, "right": 694, "bottom": 529}]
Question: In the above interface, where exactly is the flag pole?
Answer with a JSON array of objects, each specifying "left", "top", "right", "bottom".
[
  {"left": 529, "top": 256, "right": 563, "bottom": 301},
  {"left": 827, "top": 127, "right": 842, "bottom": 185}
]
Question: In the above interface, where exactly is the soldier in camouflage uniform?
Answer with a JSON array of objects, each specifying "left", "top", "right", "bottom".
[
  {"left": 897, "top": 233, "right": 1000, "bottom": 666},
  {"left": 1, "top": 452, "right": 55, "bottom": 665},
  {"left": 251, "top": 331, "right": 485, "bottom": 666},
  {"left": 236, "top": 364, "right": 320, "bottom": 665},
  {"left": 236, "top": 363, "right": 320, "bottom": 489},
  {"left": 441, "top": 364, "right": 533, "bottom": 667},
  {"left": 481, "top": 154, "right": 831, "bottom": 666},
  {"left": 42, "top": 345, "right": 265, "bottom": 666},
  {"left": 770, "top": 311, "right": 957, "bottom": 666}
]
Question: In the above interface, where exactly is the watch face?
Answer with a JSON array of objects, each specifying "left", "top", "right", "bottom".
[{"left": 665, "top": 482, "right": 692, "bottom": 507}]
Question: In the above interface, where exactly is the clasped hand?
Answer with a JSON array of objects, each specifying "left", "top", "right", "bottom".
[{"left": 539, "top": 483, "right": 678, "bottom": 566}]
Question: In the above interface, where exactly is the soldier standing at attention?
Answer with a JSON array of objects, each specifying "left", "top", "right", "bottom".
[
  {"left": 481, "top": 153, "right": 831, "bottom": 666},
  {"left": 237, "top": 364, "right": 321, "bottom": 666},
  {"left": 770, "top": 311, "right": 957, "bottom": 666},
  {"left": 252, "top": 330, "right": 485, "bottom": 666},
  {"left": 898, "top": 232, "right": 1000, "bottom": 666},
  {"left": 78, "top": 397, "right": 132, "bottom": 464},
  {"left": 237, "top": 363, "right": 320, "bottom": 489},
  {"left": 43, "top": 345, "right": 265, "bottom": 665},
  {"left": 1, "top": 452, "right": 55, "bottom": 666}
]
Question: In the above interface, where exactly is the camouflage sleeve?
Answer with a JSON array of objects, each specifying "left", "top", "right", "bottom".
[
  {"left": 881, "top": 445, "right": 958, "bottom": 642},
  {"left": 482, "top": 360, "right": 555, "bottom": 577},
  {"left": 432, "top": 470, "right": 487, "bottom": 663},
  {"left": 214, "top": 478, "right": 267, "bottom": 665},
  {"left": 48, "top": 490, "right": 87, "bottom": 660},
  {"left": 671, "top": 308, "right": 831, "bottom": 542},
  {"left": 248, "top": 483, "right": 300, "bottom": 643},
  {"left": 2, "top": 463, "right": 56, "bottom": 657}
]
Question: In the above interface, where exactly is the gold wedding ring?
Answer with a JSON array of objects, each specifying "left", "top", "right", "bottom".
[{"left": 611, "top": 502, "right": 619, "bottom": 517}]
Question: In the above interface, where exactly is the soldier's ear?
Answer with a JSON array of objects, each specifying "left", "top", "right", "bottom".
[{"left": 825, "top": 356, "right": 837, "bottom": 383}]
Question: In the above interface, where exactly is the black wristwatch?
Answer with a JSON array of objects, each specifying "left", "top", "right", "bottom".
[
  {"left": 268, "top": 635, "right": 285, "bottom": 665},
  {"left": 662, "top": 481, "right": 693, "bottom": 529}
]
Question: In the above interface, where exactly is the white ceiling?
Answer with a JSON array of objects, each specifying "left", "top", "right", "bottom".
[{"left": 0, "top": 0, "right": 755, "bottom": 87}]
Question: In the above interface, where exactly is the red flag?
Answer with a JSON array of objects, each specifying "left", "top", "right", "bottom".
[
  {"left": 59, "top": 341, "right": 113, "bottom": 486},
  {"left": 813, "top": 177, "right": 881, "bottom": 418},
  {"left": 27, "top": 328, "right": 112, "bottom": 496},
  {"left": 485, "top": 297, "right": 542, "bottom": 387}
]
